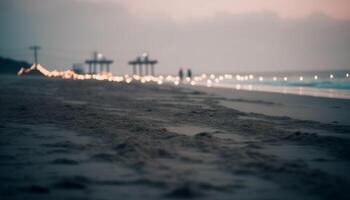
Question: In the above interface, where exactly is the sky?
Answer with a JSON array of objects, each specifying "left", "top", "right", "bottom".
[
  {"left": 0, "top": 0, "right": 350, "bottom": 74},
  {"left": 110, "top": 0, "right": 350, "bottom": 20}
]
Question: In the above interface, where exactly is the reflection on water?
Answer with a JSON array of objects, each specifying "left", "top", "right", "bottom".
[
  {"left": 201, "top": 82, "right": 350, "bottom": 99},
  {"left": 194, "top": 71, "right": 350, "bottom": 99}
]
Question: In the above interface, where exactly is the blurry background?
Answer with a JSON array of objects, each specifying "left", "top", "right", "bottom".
[{"left": 0, "top": 0, "right": 350, "bottom": 74}]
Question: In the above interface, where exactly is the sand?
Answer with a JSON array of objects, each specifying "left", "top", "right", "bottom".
[
  {"left": 0, "top": 75, "right": 350, "bottom": 200},
  {"left": 186, "top": 85, "right": 350, "bottom": 125}
]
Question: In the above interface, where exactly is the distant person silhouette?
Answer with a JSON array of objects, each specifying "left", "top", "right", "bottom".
[
  {"left": 179, "top": 68, "right": 184, "bottom": 81},
  {"left": 187, "top": 69, "right": 192, "bottom": 79}
]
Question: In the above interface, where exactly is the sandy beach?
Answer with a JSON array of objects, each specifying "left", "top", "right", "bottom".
[
  {"left": 185, "top": 85, "right": 350, "bottom": 125},
  {"left": 1, "top": 75, "right": 350, "bottom": 200}
]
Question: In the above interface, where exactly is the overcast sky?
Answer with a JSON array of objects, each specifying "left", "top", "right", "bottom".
[{"left": 0, "top": 0, "right": 349, "bottom": 74}]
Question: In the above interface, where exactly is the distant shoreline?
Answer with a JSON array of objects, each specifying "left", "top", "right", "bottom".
[
  {"left": 194, "top": 81, "right": 350, "bottom": 100},
  {"left": 183, "top": 83, "right": 350, "bottom": 125}
]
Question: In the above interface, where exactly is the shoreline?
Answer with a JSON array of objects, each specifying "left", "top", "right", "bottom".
[
  {"left": 196, "top": 81, "right": 350, "bottom": 100},
  {"left": 184, "top": 84, "right": 350, "bottom": 125}
]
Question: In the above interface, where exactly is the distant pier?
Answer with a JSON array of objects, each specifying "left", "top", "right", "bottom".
[
  {"left": 85, "top": 51, "right": 113, "bottom": 74},
  {"left": 129, "top": 53, "right": 158, "bottom": 76}
]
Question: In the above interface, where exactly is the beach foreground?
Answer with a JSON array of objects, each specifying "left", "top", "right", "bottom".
[{"left": 1, "top": 75, "right": 350, "bottom": 200}]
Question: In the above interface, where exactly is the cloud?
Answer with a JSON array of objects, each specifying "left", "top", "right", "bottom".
[
  {"left": 82, "top": 0, "right": 350, "bottom": 20},
  {"left": 1, "top": 0, "right": 349, "bottom": 74}
]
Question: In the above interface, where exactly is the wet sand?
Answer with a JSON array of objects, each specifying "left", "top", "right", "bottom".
[
  {"left": 188, "top": 85, "right": 350, "bottom": 125},
  {"left": 1, "top": 75, "right": 350, "bottom": 200}
]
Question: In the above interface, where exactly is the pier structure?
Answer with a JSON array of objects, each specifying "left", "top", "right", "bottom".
[
  {"left": 128, "top": 53, "right": 158, "bottom": 76},
  {"left": 85, "top": 51, "right": 113, "bottom": 74},
  {"left": 29, "top": 45, "right": 41, "bottom": 66}
]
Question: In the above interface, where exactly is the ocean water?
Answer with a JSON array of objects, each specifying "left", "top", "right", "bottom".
[
  {"left": 197, "top": 70, "right": 350, "bottom": 99},
  {"left": 254, "top": 71, "right": 349, "bottom": 89}
]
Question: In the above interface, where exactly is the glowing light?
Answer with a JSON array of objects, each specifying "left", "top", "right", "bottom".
[
  {"left": 166, "top": 75, "right": 172, "bottom": 81},
  {"left": 126, "top": 78, "right": 132, "bottom": 83},
  {"left": 224, "top": 74, "right": 232, "bottom": 79},
  {"left": 17, "top": 68, "right": 25, "bottom": 76},
  {"left": 236, "top": 84, "right": 241, "bottom": 90},
  {"left": 206, "top": 79, "right": 212, "bottom": 87},
  {"left": 346, "top": 73, "right": 349, "bottom": 78},
  {"left": 20, "top": 65, "right": 344, "bottom": 96},
  {"left": 194, "top": 77, "right": 201, "bottom": 81},
  {"left": 17, "top": 64, "right": 165, "bottom": 85},
  {"left": 133, "top": 75, "right": 141, "bottom": 80}
]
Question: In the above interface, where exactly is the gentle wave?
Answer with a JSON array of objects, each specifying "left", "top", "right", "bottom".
[
  {"left": 195, "top": 70, "right": 350, "bottom": 99},
  {"left": 251, "top": 80, "right": 350, "bottom": 90}
]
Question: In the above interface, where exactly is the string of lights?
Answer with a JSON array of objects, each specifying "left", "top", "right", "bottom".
[{"left": 18, "top": 64, "right": 349, "bottom": 90}]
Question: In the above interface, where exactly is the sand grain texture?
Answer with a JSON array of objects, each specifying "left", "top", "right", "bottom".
[{"left": 0, "top": 75, "right": 350, "bottom": 200}]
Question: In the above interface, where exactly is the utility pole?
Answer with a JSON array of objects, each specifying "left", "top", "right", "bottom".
[{"left": 29, "top": 46, "right": 41, "bottom": 65}]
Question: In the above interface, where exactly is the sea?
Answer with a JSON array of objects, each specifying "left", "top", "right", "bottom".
[{"left": 196, "top": 70, "right": 350, "bottom": 99}]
